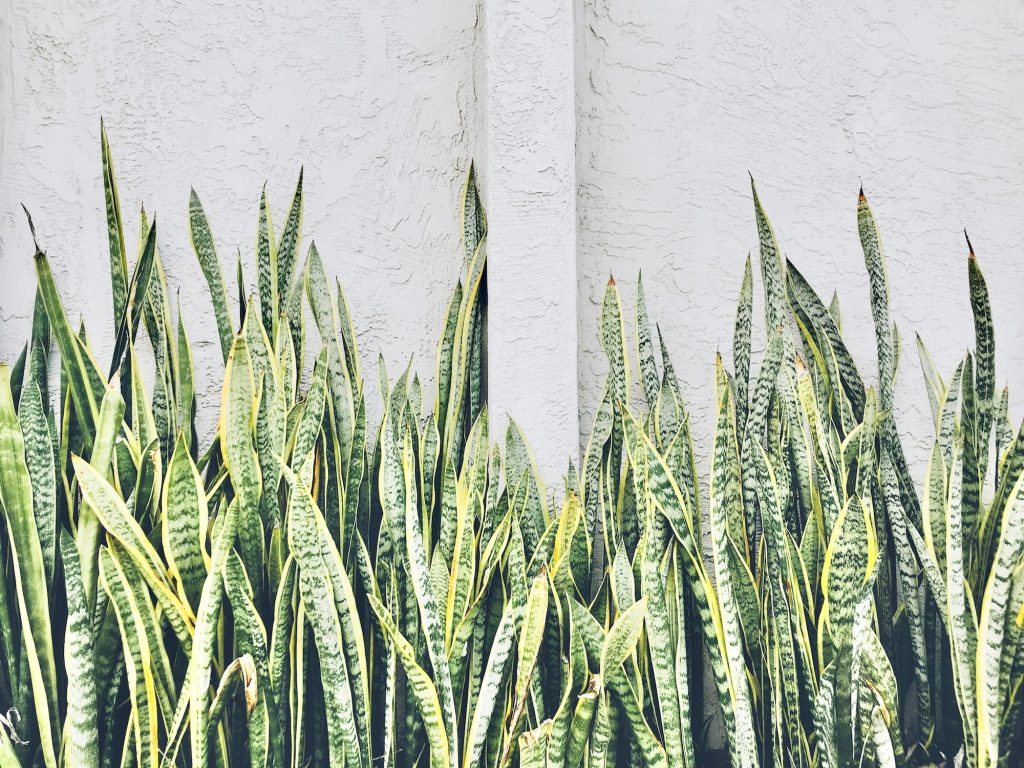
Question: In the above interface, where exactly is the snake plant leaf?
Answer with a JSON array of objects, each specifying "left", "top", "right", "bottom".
[
  {"left": 366, "top": 591, "right": 451, "bottom": 768},
  {"left": 101, "top": 118, "right": 129, "bottom": 329},
  {"left": 915, "top": 332, "right": 947, "bottom": 429},
  {"left": 175, "top": 300, "right": 197, "bottom": 449},
  {"left": 822, "top": 496, "right": 877, "bottom": 651},
  {"left": 162, "top": 432, "right": 209, "bottom": 611},
  {"left": 599, "top": 276, "right": 630, "bottom": 411},
  {"left": 268, "top": 557, "right": 297, "bottom": 738},
  {"left": 587, "top": 692, "right": 612, "bottom": 768},
  {"left": 0, "top": 364, "right": 59, "bottom": 768},
  {"left": 967, "top": 238, "right": 995, "bottom": 482},
  {"left": 568, "top": 597, "right": 668, "bottom": 768},
  {"left": 611, "top": 539, "right": 634, "bottom": 612},
  {"left": 220, "top": 333, "right": 264, "bottom": 607},
  {"left": 859, "top": 628, "right": 905, "bottom": 762},
  {"left": 108, "top": 541, "right": 177, "bottom": 725},
  {"left": 59, "top": 530, "right": 99, "bottom": 768},
  {"left": 306, "top": 241, "right": 337, "bottom": 343},
  {"left": 463, "top": 597, "right": 517, "bottom": 768},
  {"left": 142, "top": 248, "right": 178, "bottom": 461},
  {"left": 205, "top": 654, "right": 257, "bottom": 734},
  {"left": 460, "top": 162, "right": 487, "bottom": 269},
  {"left": 98, "top": 547, "right": 159, "bottom": 768},
  {"left": 75, "top": 382, "right": 125, "bottom": 617},
  {"left": 994, "top": 386, "right": 1012, "bottom": 479},
  {"left": 871, "top": 704, "right": 899, "bottom": 768},
  {"left": 188, "top": 496, "right": 240, "bottom": 767},
  {"left": 73, "top": 456, "right": 195, "bottom": 641},
  {"left": 600, "top": 597, "right": 645, "bottom": 675},
  {"left": 435, "top": 280, "right": 463, "bottom": 448},
  {"left": 109, "top": 219, "right": 157, "bottom": 379},
  {"left": 566, "top": 676, "right": 600, "bottom": 768},
  {"left": 291, "top": 349, "right": 327, "bottom": 481},
  {"left": 256, "top": 185, "right": 277, "bottom": 338},
  {"left": 753, "top": 441, "right": 805, "bottom": 762},
  {"left": 937, "top": 362, "right": 964, "bottom": 467},
  {"left": 306, "top": 244, "right": 356, "bottom": 462},
  {"left": 635, "top": 273, "right": 660, "bottom": 409},
  {"left": 820, "top": 495, "right": 877, "bottom": 767},
  {"left": 858, "top": 189, "right": 896, "bottom": 412},
  {"left": 311, "top": 488, "right": 372, "bottom": 768},
  {"left": 786, "top": 259, "right": 866, "bottom": 416},
  {"left": 32, "top": 235, "right": 106, "bottom": 444},
  {"left": 944, "top": 438, "right": 980, "bottom": 765},
  {"left": 977, "top": 472, "right": 1024, "bottom": 767},
  {"left": 517, "top": 720, "right": 551, "bottom": 768},
  {"left": 446, "top": 467, "right": 476, "bottom": 649},
  {"left": 923, "top": 441, "right": 948, "bottom": 577},
  {"left": 256, "top": 368, "right": 286, "bottom": 528},
  {"left": 223, "top": 549, "right": 279, "bottom": 768},
  {"left": 733, "top": 254, "right": 754, "bottom": 435},
  {"left": 188, "top": 189, "right": 234, "bottom": 362},
  {"left": 750, "top": 177, "right": 787, "bottom": 331},
  {"left": 18, "top": 350, "right": 56, "bottom": 586},
  {"left": 336, "top": 278, "right": 361, "bottom": 384},
  {"left": 394, "top": 431, "right": 457, "bottom": 764},
  {"left": 284, "top": 466, "right": 368, "bottom": 768},
  {"left": 516, "top": 568, "right": 549, "bottom": 703},
  {"left": 275, "top": 169, "right": 303, "bottom": 320},
  {"left": 880, "top": 451, "right": 933, "bottom": 741},
  {"left": 442, "top": 233, "right": 486, "bottom": 472},
  {"left": 709, "top": 377, "right": 761, "bottom": 765}
]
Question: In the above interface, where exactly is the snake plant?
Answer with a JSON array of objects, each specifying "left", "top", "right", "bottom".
[{"left": 0, "top": 128, "right": 1022, "bottom": 768}]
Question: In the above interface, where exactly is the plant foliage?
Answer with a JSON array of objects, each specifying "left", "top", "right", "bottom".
[{"left": 0, "top": 131, "right": 1021, "bottom": 768}]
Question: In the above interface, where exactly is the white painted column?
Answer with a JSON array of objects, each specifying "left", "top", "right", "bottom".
[{"left": 484, "top": 0, "right": 579, "bottom": 484}]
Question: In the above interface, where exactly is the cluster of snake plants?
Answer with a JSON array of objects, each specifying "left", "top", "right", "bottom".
[
  {"left": 0, "top": 127, "right": 1022, "bottom": 768},
  {"left": 570, "top": 185, "right": 1023, "bottom": 768}
]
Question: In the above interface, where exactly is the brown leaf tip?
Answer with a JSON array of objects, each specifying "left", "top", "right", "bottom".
[
  {"left": 607, "top": 274, "right": 616, "bottom": 286},
  {"left": 964, "top": 229, "right": 976, "bottom": 259},
  {"left": 22, "top": 205, "right": 44, "bottom": 257},
  {"left": 858, "top": 185, "right": 866, "bottom": 203}
]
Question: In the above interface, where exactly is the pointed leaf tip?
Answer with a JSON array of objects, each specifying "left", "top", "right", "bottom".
[
  {"left": 607, "top": 274, "right": 616, "bottom": 285},
  {"left": 964, "top": 229, "right": 976, "bottom": 258},
  {"left": 858, "top": 185, "right": 866, "bottom": 202},
  {"left": 21, "top": 205, "right": 42, "bottom": 254}
]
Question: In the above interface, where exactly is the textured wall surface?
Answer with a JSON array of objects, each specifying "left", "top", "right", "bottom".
[
  {"left": 0, "top": 0, "right": 482, "bottom": 441},
  {"left": 577, "top": 0, "right": 1024, "bottom": 481},
  {"left": 2, "top": 0, "right": 1022, "bottom": 485},
  {"left": 485, "top": 0, "right": 579, "bottom": 481}
]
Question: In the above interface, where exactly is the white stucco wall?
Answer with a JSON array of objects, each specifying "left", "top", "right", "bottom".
[
  {"left": 484, "top": 0, "right": 579, "bottom": 483},
  {"left": 0, "top": 0, "right": 482, "bottom": 439},
  {"left": 1, "top": 0, "right": 1022, "bottom": 484},
  {"left": 577, "top": 0, "right": 1024, "bottom": 481}
]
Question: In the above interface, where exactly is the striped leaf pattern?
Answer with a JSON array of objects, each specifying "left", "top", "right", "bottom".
[{"left": 0, "top": 133, "right": 1022, "bottom": 768}]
